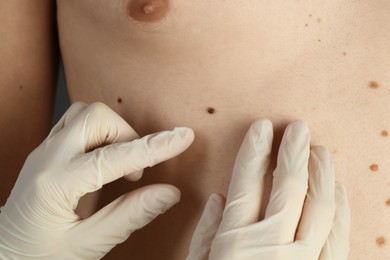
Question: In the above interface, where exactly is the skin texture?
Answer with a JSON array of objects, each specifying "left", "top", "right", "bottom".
[
  {"left": 1, "top": 0, "right": 388, "bottom": 259},
  {"left": 55, "top": 0, "right": 390, "bottom": 259},
  {"left": 0, "top": 1, "right": 58, "bottom": 205}
]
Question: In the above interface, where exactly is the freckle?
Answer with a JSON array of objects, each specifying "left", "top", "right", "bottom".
[
  {"left": 318, "top": 39, "right": 321, "bottom": 42},
  {"left": 381, "top": 130, "right": 388, "bottom": 137},
  {"left": 18, "top": 85, "right": 23, "bottom": 90},
  {"left": 342, "top": 52, "right": 347, "bottom": 56},
  {"left": 304, "top": 23, "right": 308, "bottom": 27},
  {"left": 369, "top": 164, "right": 379, "bottom": 172},
  {"left": 207, "top": 107, "right": 215, "bottom": 114},
  {"left": 317, "top": 18, "right": 322, "bottom": 23},
  {"left": 117, "top": 97, "right": 122, "bottom": 104},
  {"left": 376, "top": 237, "right": 386, "bottom": 247},
  {"left": 385, "top": 199, "right": 390, "bottom": 206},
  {"left": 368, "top": 81, "right": 380, "bottom": 89},
  {"left": 309, "top": 14, "right": 312, "bottom": 17}
]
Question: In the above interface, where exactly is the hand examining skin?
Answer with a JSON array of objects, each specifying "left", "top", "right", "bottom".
[
  {"left": 0, "top": 102, "right": 194, "bottom": 259},
  {"left": 187, "top": 120, "right": 351, "bottom": 260}
]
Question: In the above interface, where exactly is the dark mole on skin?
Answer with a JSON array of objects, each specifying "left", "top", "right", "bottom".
[
  {"left": 376, "top": 237, "right": 386, "bottom": 247},
  {"left": 370, "top": 164, "right": 379, "bottom": 172},
  {"left": 386, "top": 199, "right": 390, "bottom": 206},
  {"left": 128, "top": 0, "right": 170, "bottom": 23},
  {"left": 18, "top": 85, "right": 23, "bottom": 90},
  {"left": 207, "top": 107, "right": 215, "bottom": 114},
  {"left": 381, "top": 130, "right": 388, "bottom": 137},
  {"left": 369, "top": 81, "right": 380, "bottom": 89},
  {"left": 117, "top": 97, "right": 122, "bottom": 104}
]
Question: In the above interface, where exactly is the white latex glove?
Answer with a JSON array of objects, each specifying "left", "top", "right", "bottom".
[
  {"left": 187, "top": 120, "right": 350, "bottom": 260},
  {"left": 0, "top": 102, "right": 194, "bottom": 260}
]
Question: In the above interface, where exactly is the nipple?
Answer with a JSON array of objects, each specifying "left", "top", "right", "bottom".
[
  {"left": 143, "top": 3, "right": 156, "bottom": 14},
  {"left": 128, "top": 0, "right": 170, "bottom": 23}
]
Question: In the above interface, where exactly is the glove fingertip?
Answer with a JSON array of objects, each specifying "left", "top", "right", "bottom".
[
  {"left": 173, "top": 127, "right": 195, "bottom": 143},
  {"left": 151, "top": 185, "right": 181, "bottom": 214}
]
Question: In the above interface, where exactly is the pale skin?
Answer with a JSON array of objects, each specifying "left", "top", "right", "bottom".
[{"left": 1, "top": 0, "right": 390, "bottom": 259}]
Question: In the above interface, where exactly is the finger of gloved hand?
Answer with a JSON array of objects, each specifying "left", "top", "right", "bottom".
[
  {"left": 319, "top": 183, "right": 351, "bottom": 260},
  {"left": 187, "top": 193, "right": 226, "bottom": 260},
  {"left": 218, "top": 120, "right": 273, "bottom": 233},
  {"left": 54, "top": 102, "right": 140, "bottom": 155},
  {"left": 68, "top": 127, "right": 194, "bottom": 200},
  {"left": 264, "top": 120, "right": 310, "bottom": 244},
  {"left": 295, "top": 146, "right": 336, "bottom": 256},
  {"left": 47, "top": 102, "right": 87, "bottom": 139},
  {"left": 71, "top": 184, "right": 180, "bottom": 259}
]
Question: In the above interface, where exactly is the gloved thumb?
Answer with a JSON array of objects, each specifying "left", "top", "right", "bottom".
[
  {"left": 69, "top": 184, "right": 180, "bottom": 259},
  {"left": 187, "top": 193, "right": 226, "bottom": 260}
]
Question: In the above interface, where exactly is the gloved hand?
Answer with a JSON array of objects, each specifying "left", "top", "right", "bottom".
[
  {"left": 187, "top": 120, "right": 350, "bottom": 260},
  {"left": 0, "top": 102, "right": 194, "bottom": 260}
]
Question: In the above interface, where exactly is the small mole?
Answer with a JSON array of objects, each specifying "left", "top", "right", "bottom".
[
  {"left": 18, "top": 85, "right": 23, "bottom": 90},
  {"left": 309, "top": 14, "right": 312, "bottom": 17},
  {"left": 368, "top": 81, "right": 380, "bottom": 89},
  {"left": 128, "top": 0, "right": 170, "bottom": 23},
  {"left": 207, "top": 107, "right": 215, "bottom": 114},
  {"left": 117, "top": 97, "right": 122, "bottom": 104},
  {"left": 370, "top": 164, "right": 379, "bottom": 172},
  {"left": 376, "top": 237, "right": 386, "bottom": 247},
  {"left": 304, "top": 23, "right": 308, "bottom": 27},
  {"left": 381, "top": 130, "right": 388, "bottom": 137},
  {"left": 342, "top": 52, "right": 347, "bottom": 56},
  {"left": 318, "top": 39, "right": 321, "bottom": 42},
  {"left": 385, "top": 199, "right": 390, "bottom": 206},
  {"left": 317, "top": 18, "right": 322, "bottom": 23}
]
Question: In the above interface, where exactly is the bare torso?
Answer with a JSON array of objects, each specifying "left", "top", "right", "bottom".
[{"left": 57, "top": 0, "right": 390, "bottom": 259}]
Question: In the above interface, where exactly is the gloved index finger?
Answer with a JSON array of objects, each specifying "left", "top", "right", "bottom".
[
  {"left": 218, "top": 120, "right": 273, "bottom": 233},
  {"left": 67, "top": 127, "right": 195, "bottom": 200}
]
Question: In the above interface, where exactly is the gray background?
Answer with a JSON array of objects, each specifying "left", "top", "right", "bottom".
[{"left": 52, "top": 64, "right": 70, "bottom": 125}]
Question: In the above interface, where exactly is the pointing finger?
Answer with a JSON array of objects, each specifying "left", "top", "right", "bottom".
[
  {"left": 218, "top": 120, "right": 273, "bottom": 232},
  {"left": 67, "top": 127, "right": 194, "bottom": 200},
  {"left": 72, "top": 184, "right": 181, "bottom": 259}
]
